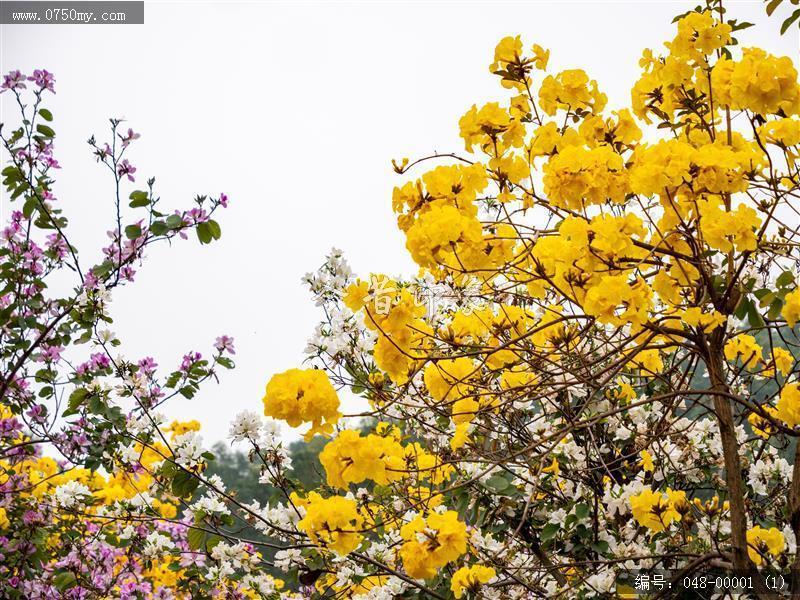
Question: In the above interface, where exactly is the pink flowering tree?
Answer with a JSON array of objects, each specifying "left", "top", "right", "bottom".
[{"left": 0, "top": 70, "right": 238, "bottom": 598}]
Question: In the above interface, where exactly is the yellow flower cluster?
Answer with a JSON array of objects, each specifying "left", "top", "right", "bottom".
[
  {"left": 344, "top": 279, "right": 429, "bottom": 384},
  {"left": 712, "top": 48, "right": 800, "bottom": 116},
  {"left": 784, "top": 288, "right": 800, "bottom": 328},
  {"left": 450, "top": 564, "right": 497, "bottom": 598},
  {"left": 542, "top": 144, "right": 629, "bottom": 210},
  {"left": 582, "top": 274, "right": 653, "bottom": 328},
  {"left": 723, "top": 334, "right": 763, "bottom": 370},
  {"left": 296, "top": 492, "right": 364, "bottom": 556},
  {"left": 262, "top": 368, "right": 341, "bottom": 440},
  {"left": 631, "top": 11, "right": 730, "bottom": 123},
  {"left": 538, "top": 69, "right": 607, "bottom": 116},
  {"left": 746, "top": 526, "right": 785, "bottom": 565},
  {"left": 318, "top": 429, "right": 405, "bottom": 489},
  {"left": 629, "top": 486, "right": 687, "bottom": 533},
  {"left": 777, "top": 383, "right": 800, "bottom": 428},
  {"left": 399, "top": 510, "right": 468, "bottom": 579},
  {"left": 698, "top": 199, "right": 761, "bottom": 253},
  {"left": 630, "top": 139, "right": 763, "bottom": 198},
  {"left": 423, "top": 357, "right": 481, "bottom": 424}
]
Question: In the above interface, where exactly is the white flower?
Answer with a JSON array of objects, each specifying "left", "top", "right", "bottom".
[
  {"left": 173, "top": 431, "right": 205, "bottom": 468},
  {"left": 274, "top": 548, "right": 304, "bottom": 572},
  {"left": 191, "top": 494, "right": 230, "bottom": 517},
  {"left": 549, "top": 508, "right": 567, "bottom": 524},
  {"left": 258, "top": 419, "right": 282, "bottom": 447},
  {"left": 143, "top": 531, "right": 175, "bottom": 557},
  {"left": 54, "top": 480, "right": 91, "bottom": 508},
  {"left": 229, "top": 410, "right": 262, "bottom": 443}
]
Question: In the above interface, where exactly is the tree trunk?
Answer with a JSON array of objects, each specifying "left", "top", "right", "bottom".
[{"left": 706, "top": 337, "right": 751, "bottom": 572}]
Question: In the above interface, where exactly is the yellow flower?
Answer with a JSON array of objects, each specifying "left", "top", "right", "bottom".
[
  {"left": 0, "top": 507, "right": 8, "bottom": 529},
  {"left": 405, "top": 203, "right": 483, "bottom": 270},
  {"left": 776, "top": 382, "right": 800, "bottom": 428},
  {"left": 724, "top": 334, "right": 763, "bottom": 370},
  {"left": 698, "top": 200, "right": 761, "bottom": 253},
  {"left": 668, "top": 11, "right": 731, "bottom": 59},
  {"left": 639, "top": 450, "right": 655, "bottom": 473},
  {"left": 748, "top": 406, "right": 780, "bottom": 439},
  {"left": 583, "top": 275, "right": 653, "bottom": 327},
  {"left": 746, "top": 526, "right": 785, "bottom": 565},
  {"left": 631, "top": 349, "right": 664, "bottom": 374},
  {"left": 542, "top": 145, "right": 629, "bottom": 210},
  {"left": 450, "top": 422, "right": 471, "bottom": 451},
  {"left": 539, "top": 69, "right": 606, "bottom": 116},
  {"left": 771, "top": 348, "right": 794, "bottom": 377},
  {"left": 759, "top": 117, "right": 800, "bottom": 147},
  {"left": 424, "top": 358, "right": 476, "bottom": 402},
  {"left": 319, "top": 429, "right": 405, "bottom": 489},
  {"left": 165, "top": 420, "right": 201, "bottom": 438},
  {"left": 629, "top": 486, "right": 684, "bottom": 533},
  {"left": 263, "top": 368, "right": 341, "bottom": 441},
  {"left": 451, "top": 564, "right": 497, "bottom": 598},
  {"left": 531, "top": 44, "right": 550, "bottom": 71},
  {"left": 399, "top": 510, "right": 468, "bottom": 579},
  {"left": 680, "top": 308, "right": 726, "bottom": 333},
  {"left": 297, "top": 493, "right": 363, "bottom": 556},
  {"left": 783, "top": 288, "right": 800, "bottom": 328},
  {"left": 712, "top": 48, "right": 800, "bottom": 116},
  {"left": 490, "top": 36, "right": 522, "bottom": 73}
]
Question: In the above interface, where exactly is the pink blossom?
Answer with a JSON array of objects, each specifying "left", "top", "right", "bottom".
[
  {"left": 214, "top": 335, "right": 235, "bottom": 355},
  {"left": 1, "top": 70, "right": 27, "bottom": 92},
  {"left": 27, "top": 69, "right": 55, "bottom": 93},
  {"left": 117, "top": 159, "right": 137, "bottom": 182}
]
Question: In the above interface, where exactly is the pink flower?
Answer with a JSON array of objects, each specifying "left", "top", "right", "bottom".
[
  {"left": 1, "top": 70, "right": 27, "bottom": 93},
  {"left": 116, "top": 159, "right": 136, "bottom": 182},
  {"left": 219, "top": 193, "right": 229, "bottom": 208},
  {"left": 38, "top": 344, "right": 63, "bottom": 363},
  {"left": 138, "top": 356, "right": 158, "bottom": 375},
  {"left": 214, "top": 335, "right": 235, "bottom": 355},
  {"left": 27, "top": 69, "right": 55, "bottom": 93},
  {"left": 120, "top": 128, "right": 140, "bottom": 148}
]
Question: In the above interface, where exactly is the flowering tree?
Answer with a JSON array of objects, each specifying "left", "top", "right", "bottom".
[
  {"left": 5, "top": 1, "right": 800, "bottom": 598},
  {"left": 0, "top": 71, "right": 238, "bottom": 597}
]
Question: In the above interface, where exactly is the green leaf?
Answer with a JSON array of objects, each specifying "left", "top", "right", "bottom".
[
  {"left": 172, "top": 469, "right": 200, "bottom": 498},
  {"left": 768, "top": 297, "right": 784, "bottom": 320},
  {"left": 781, "top": 8, "right": 800, "bottom": 33},
  {"left": 187, "top": 527, "right": 205, "bottom": 550},
  {"left": 39, "top": 108, "right": 53, "bottom": 122},
  {"left": 36, "top": 124, "right": 56, "bottom": 138},
  {"left": 574, "top": 503, "right": 591, "bottom": 520},
  {"left": 485, "top": 474, "right": 510, "bottom": 493},
  {"left": 196, "top": 221, "right": 212, "bottom": 244},
  {"left": 777, "top": 270, "right": 796, "bottom": 288},
  {"left": 541, "top": 522, "right": 560, "bottom": 542},
  {"left": 124, "top": 224, "right": 142, "bottom": 240},
  {"left": 747, "top": 300, "right": 765, "bottom": 329},
  {"left": 150, "top": 220, "right": 168, "bottom": 235},
  {"left": 766, "top": 0, "right": 784, "bottom": 16},
  {"left": 733, "top": 297, "right": 748, "bottom": 321},
  {"left": 166, "top": 214, "right": 183, "bottom": 229},
  {"left": 53, "top": 571, "right": 77, "bottom": 591},
  {"left": 128, "top": 190, "right": 150, "bottom": 208},
  {"left": 207, "top": 219, "right": 221, "bottom": 240},
  {"left": 67, "top": 388, "right": 88, "bottom": 412}
]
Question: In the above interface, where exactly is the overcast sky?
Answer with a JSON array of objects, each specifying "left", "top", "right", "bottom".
[{"left": 2, "top": 1, "right": 798, "bottom": 444}]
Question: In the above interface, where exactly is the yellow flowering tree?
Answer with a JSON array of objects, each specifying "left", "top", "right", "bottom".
[{"left": 241, "top": 3, "right": 800, "bottom": 596}]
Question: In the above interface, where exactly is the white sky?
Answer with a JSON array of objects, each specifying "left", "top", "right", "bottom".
[{"left": 2, "top": 0, "right": 798, "bottom": 444}]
